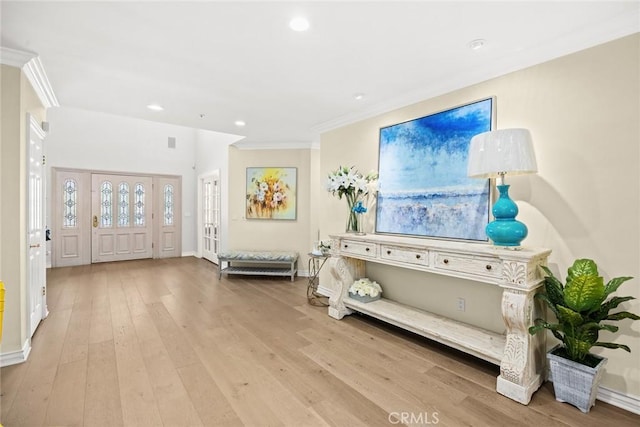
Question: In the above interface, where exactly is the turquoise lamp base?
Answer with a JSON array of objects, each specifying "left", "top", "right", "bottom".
[
  {"left": 486, "top": 220, "right": 528, "bottom": 247},
  {"left": 487, "top": 184, "right": 528, "bottom": 247}
]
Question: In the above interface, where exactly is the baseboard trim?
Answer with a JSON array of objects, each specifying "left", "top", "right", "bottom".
[
  {"left": 598, "top": 385, "right": 640, "bottom": 415},
  {"left": 317, "top": 285, "right": 332, "bottom": 298},
  {"left": 0, "top": 338, "right": 31, "bottom": 368},
  {"left": 181, "top": 251, "right": 196, "bottom": 257}
]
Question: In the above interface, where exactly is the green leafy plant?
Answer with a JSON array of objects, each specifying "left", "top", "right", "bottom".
[{"left": 529, "top": 259, "right": 640, "bottom": 366}]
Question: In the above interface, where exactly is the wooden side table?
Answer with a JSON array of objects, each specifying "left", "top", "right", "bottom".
[{"left": 307, "top": 252, "right": 329, "bottom": 306}]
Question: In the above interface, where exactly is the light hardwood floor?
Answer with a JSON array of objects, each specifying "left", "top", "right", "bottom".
[{"left": 1, "top": 257, "right": 638, "bottom": 426}]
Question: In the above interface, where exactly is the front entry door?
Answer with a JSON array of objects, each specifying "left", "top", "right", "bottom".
[
  {"left": 91, "top": 174, "right": 153, "bottom": 263},
  {"left": 27, "top": 114, "right": 47, "bottom": 336}
]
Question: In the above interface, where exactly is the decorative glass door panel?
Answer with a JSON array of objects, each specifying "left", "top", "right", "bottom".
[
  {"left": 91, "top": 174, "right": 152, "bottom": 262},
  {"left": 156, "top": 176, "right": 181, "bottom": 258}
]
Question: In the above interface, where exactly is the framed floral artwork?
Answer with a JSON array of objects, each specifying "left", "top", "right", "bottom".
[
  {"left": 375, "top": 97, "right": 494, "bottom": 241},
  {"left": 246, "top": 167, "right": 297, "bottom": 220}
]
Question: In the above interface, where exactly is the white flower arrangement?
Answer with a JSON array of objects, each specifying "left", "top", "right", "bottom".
[
  {"left": 348, "top": 278, "right": 382, "bottom": 298},
  {"left": 326, "top": 166, "right": 378, "bottom": 232},
  {"left": 326, "top": 165, "right": 378, "bottom": 200}
]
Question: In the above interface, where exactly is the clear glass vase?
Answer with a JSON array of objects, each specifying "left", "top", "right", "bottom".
[
  {"left": 345, "top": 192, "right": 368, "bottom": 234},
  {"left": 345, "top": 193, "right": 359, "bottom": 233},
  {"left": 346, "top": 208, "right": 358, "bottom": 233}
]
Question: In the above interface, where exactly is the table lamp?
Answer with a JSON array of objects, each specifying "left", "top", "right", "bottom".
[{"left": 467, "top": 128, "right": 538, "bottom": 247}]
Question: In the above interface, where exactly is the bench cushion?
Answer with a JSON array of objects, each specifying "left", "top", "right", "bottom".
[{"left": 218, "top": 251, "right": 298, "bottom": 262}]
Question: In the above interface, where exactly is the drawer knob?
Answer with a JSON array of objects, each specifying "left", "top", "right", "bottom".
[
  {"left": 443, "top": 259, "right": 449, "bottom": 264},
  {"left": 387, "top": 250, "right": 391, "bottom": 255},
  {"left": 416, "top": 254, "right": 421, "bottom": 259},
  {"left": 486, "top": 265, "right": 492, "bottom": 270},
  {"left": 365, "top": 247, "right": 370, "bottom": 252},
  {"left": 344, "top": 244, "right": 348, "bottom": 248}
]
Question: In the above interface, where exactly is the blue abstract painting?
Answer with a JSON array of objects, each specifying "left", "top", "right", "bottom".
[{"left": 375, "top": 98, "right": 493, "bottom": 241}]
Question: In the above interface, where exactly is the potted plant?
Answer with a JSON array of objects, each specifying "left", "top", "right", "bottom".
[{"left": 529, "top": 258, "right": 639, "bottom": 412}]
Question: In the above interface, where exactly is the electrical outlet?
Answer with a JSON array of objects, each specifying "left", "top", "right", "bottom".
[{"left": 457, "top": 297, "right": 465, "bottom": 312}]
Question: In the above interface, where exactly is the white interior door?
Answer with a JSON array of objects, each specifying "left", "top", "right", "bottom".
[
  {"left": 91, "top": 173, "right": 153, "bottom": 263},
  {"left": 201, "top": 172, "right": 220, "bottom": 263},
  {"left": 155, "top": 176, "right": 182, "bottom": 258},
  {"left": 27, "top": 114, "right": 47, "bottom": 336}
]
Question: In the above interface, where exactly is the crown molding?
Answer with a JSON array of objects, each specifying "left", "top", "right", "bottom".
[
  {"left": 311, "top": 16, "right": 638, "bottom": 136},
  {"left": 309, "top": 136, "right": 321, "bottom": 150},
  {"left": 23, "top": 56, "right": 59, "bottom": 108},
  {"left": 0, "top": 46, "right": 36, "bottom": 67},
  {"left": 1, "top": 46, "right": 59, "bottom": 108},
  {"left": 232, "top": 140, "right": 314, "bottom": 150}
]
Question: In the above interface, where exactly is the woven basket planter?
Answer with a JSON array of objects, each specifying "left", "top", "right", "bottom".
[{"left": 547, "top": 345, "right": 607, "bottom": 413}]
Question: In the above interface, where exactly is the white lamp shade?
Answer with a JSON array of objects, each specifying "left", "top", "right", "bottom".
[{"left": 467, "top": 128, "right": 538, "bottom": 178}]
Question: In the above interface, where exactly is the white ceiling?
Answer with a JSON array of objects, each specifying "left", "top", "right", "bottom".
[{"left": 2, "top": 1, "right": 638, "bottom": 147}]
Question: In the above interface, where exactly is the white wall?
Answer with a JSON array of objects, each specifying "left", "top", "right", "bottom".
[
  {"left": 194, "top": 129, "right": 243, "bottom": 253},
  {"left": 45, "top": 107, "right": 238, "bottom": 254}
]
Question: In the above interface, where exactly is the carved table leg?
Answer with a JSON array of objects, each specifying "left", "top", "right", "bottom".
[
  {"left": 328, "top": 256, "right": 364, "bottom": 320},
  {"left": 496, "top": 287, "right": 545, "bottom": 404}
]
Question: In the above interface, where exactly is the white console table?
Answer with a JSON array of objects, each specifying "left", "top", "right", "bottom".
[{"left": 328, "top": 233, "right": 551, "bottom": 405}]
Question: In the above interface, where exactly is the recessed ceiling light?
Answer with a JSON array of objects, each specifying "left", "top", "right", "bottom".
[
  {"left": 146, "top": 104, "right": 164, "bottom": 111},
  {"left": 289, "top": 16, "right": 310, "bottom": 32},
  {"left": 468, "top": 39, "right": 486, "bottom": 50},
  {"left": 353, "top": 93, "right": 366, "bottom": 100},
  {"left": 234, "top": 120, "right": 246, "bottom": 127}
]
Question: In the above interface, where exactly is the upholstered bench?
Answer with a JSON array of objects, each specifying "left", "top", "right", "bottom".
[{"left": 217, "top": 250, "right": 299, "bottom": 282}]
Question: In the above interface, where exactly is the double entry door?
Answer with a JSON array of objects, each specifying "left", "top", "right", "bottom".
[{"left": 53, "top": 169, "right": 181, "bottom": 267}]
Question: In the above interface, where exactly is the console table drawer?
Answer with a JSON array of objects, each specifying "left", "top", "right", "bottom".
[
  {"left": 435, "top": 252, "right": 501, "bottom": 278},
  {"left": 381, "top": 245, "right": 429, "bottom": 266},
  {"left": 341, "top": 240, "right": 377, "bottom": 258}
]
